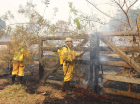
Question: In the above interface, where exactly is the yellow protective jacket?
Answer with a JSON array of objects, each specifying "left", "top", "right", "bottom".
[
  {"left": 61, "top": 45, "right": 81, "bottom": 82},
  {"left": 13, "top": 44, "right": 29, "bottom": 62}
]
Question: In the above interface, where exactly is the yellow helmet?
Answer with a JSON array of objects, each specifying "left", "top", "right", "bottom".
[{"left": 65, "top": 37, "right": 72, "bottom": 42}]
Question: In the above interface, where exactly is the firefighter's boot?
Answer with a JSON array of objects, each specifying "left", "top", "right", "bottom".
[
  {"left": 19, "top": 76, "right": 23, "bottom": 84},
  {"left": 61, "top": 82, "right": 66, "bottom": 92},
  {"left": 11, "top": 75, "right": 16, "bottom": 84},
  {"left": 65, "top": 81, "right": 75, "bottom": 98}
]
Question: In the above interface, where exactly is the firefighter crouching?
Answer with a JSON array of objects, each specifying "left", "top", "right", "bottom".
[
  {"left": 11, "top": 43, "right": 30, "bottom": 84},
  {"left": 61, "top": 37, "right": 84, "bottom": 97}
]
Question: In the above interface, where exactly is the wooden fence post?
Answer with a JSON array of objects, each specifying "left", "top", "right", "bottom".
[
  {"left": 89, "top": 34, "right": 94, "bottom": 88},
  {"left": 39, "top": 37, "right": 44, "bottom": 79},
  {"left": 89, "top": 33, "right": 99, "bottom": 93},
  {"left": 9, "top": 60, "right": 13, "bottom": 75},
  {"left": 94, "top": 33, "right": 100, "bottom": 93},
  {"left": 128, "top": 35, "right": 136, "bottom": 91},
  {"left": 8, "top": 47, "right": 12, "bottom": 75}
]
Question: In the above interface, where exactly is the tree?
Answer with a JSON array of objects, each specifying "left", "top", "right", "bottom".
[
  {"left": 0, "top": 1, "right": 88, "bottom": 73},
  {"left": 109, "top": 9, "right": 140, "bottom": 31},
  {"left": 86, "top": 0, "right": 139, "bottom": 30},
  {"left": 86, "top": 0, "right": 140, "bottom": 45},
  {"left": 0, "top": 18, "right": 6, "bottom": 37}
]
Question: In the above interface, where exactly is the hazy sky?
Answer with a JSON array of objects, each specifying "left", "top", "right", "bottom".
[
  {"left": 0, "top": 0, "right": 140, "bottom": 27},
  {"left": 0, "top": 0, "right": 117, "bottom": 25}
]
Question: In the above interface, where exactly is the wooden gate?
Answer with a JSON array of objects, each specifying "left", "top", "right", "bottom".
[
  {"left": 96, "top": 30, "right": 140, "bottom": 99},
  {"left": 38, "top": 30, "right": 140, "bottom": 99},
  {"left": 1, "top": 30, "right": 140, "bottom": 99}
]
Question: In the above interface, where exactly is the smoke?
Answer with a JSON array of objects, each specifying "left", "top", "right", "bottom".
[{"left": 100, "top": 56, "right": 108, "bottom": 62}]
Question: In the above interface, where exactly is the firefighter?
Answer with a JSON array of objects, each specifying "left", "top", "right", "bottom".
[
  {"left": 61, "top": 37, "right": 84, "bottom": 97},
  {"left": 11, "top": 42, "right": 30, "bottom": 84}
]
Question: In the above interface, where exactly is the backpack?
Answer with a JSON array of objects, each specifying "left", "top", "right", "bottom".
[{"left": 57, "top": 46, "right": 68, "bottom": 66}]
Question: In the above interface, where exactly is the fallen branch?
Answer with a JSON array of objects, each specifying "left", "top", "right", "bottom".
[{"left": 40, "top": 62, "right": 61, "bottom": 84}]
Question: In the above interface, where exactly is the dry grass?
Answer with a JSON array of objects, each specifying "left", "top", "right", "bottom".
[
  {"left": 0, "top": 77, "right": 67, "bottom": 104},
  {"left": 0, "top": 84, "right": 45, "bottom": 104}
]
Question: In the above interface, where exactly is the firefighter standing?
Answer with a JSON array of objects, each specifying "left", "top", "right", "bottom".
[
  {"left": 61, "top": 37, "right": 84, "bottom": 97},
  {"left": 11, "top": 42, "right": 30, "bottom": 84}
]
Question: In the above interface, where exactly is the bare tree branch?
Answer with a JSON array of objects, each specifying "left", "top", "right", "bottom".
[
  {"left": 114, "top": 0, "right": 133, "bottom": 30},
  {"left": 122, "top": 0, "right": 125, "bottom": 8},
  {"left": 86, "top": 0, "right": 129, "bottom": 26},
  {"left": 127, "top": 0, "right": 138, "bottom": 13}
]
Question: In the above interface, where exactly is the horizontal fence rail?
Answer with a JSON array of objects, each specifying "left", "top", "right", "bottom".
[
  {"left": 102, "top": 74, "right": 140, "bottom": 84},
  {"left": 41, "top": 46, "right": 140, "bottom": 52},
  {"left": 99, "top": 30, "right": 139, "bottom": 36},
  {"left": 41, "top": 34, "right": 89, "bottom": 41},
  {"left": 102, "top": 88, "right": 140, "bottom": 99}
]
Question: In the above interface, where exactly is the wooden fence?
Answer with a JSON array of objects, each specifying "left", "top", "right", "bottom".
[
  {"left": 1, "top": 30, "right": 140, "bottom": 99},
  {"left": 38, "top": 30, "right": 140, "bottom": 99}
]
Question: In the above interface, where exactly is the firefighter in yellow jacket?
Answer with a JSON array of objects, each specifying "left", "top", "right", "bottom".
[
  {"left": 61, "top": 37, "right": 84, "bottom": 97},
  {"left": 11, "top": 42, "right": 30, "bottom": 84}
]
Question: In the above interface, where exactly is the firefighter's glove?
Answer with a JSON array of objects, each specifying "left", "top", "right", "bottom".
[
  {"left": 80, "top": 51, "right": 84, "bottom": 55},
  {"left": 72, "top": 57, "right": 76, "bottom": 61}
]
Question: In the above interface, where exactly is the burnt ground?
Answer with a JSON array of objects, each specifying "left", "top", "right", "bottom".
[
  {"left": 0, "top": 74, "right": 140, "bottom": 104},
  {"left": 1, "top": 53, "right": 140, "bottom": 104}
]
